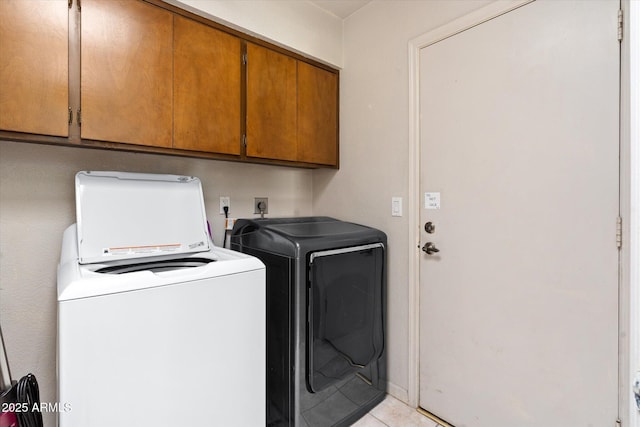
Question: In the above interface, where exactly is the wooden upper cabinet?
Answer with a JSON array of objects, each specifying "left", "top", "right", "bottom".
[
  {"left": 0, "top": 0, "right": 338, "bottom": 167},
  {"left": 298, "top": 62, "right": 338, "bottom": 166},
  {"left": 81, "top": 0, "right": 173, "bottom": 148},
  {"left": 246, "top": 43, "right": 297, "bottom": 161},
  {"left": 174, "top": 16, "right": 241, "bottom": 155},
  {"left": 0, "top": 0, "right": 68, "bottom": 137}
]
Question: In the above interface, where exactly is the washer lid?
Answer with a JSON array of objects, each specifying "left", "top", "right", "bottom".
[{"left": 75, "top": 171, "right": 211, "bottom": 265}]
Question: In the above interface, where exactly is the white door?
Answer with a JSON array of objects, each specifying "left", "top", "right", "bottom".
[{"left": 418, "top": 1, "right": 620, "bottom": 426}]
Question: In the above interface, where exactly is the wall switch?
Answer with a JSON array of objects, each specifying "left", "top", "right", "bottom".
[
  {"left": 219, "top": 196, "right": 230, "bottom": 214},
  {"left": 392, "top": 197, "right": 403, "bottom": 217}
]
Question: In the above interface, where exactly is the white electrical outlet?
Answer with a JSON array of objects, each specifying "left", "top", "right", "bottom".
[{"left": 219, "top": 196, "right": 230, "bottom": 214}]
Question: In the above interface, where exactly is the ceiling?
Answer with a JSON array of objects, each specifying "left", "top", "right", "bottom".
[{"left": 309, "top": 0, "right": 372, "bottom": 19}]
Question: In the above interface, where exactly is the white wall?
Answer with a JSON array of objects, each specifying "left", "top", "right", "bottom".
[
  {"left": 168, "top": 0, "right": 344, "bottom": 67},
  {"left": 312, "top": 0, "right": 494, "bottom": 401}
]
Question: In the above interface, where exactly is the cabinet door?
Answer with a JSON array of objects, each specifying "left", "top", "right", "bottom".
[
  {"left": 81, "top": 0, "right": 172, "bottom": 147},
  {"left": 297, "top": 63, "right": 338, "bottom": 166},
  {"left": 0, "top": 0, "right": 68, "bottom": 137},
  {"left": 246, "top": 43, "right": 297, "bottom": 161},
  {"left": 174, "top": 16, "right": 241, "bottom": 155}
]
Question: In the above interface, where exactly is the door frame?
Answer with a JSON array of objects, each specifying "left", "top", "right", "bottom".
[
  {"left": 620, "top": 1, "right": 640, "bottom": 425},
  {"left": 405, "top": 1, "right": 638, "bottom": 425}
]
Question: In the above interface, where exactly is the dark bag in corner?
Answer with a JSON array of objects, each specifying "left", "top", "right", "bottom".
[
  {"left": 1, "top": 324, "right": 44, "bottom": 427},
  {"left": 1, "top": 385, "right": 18, "bottom": 427}
]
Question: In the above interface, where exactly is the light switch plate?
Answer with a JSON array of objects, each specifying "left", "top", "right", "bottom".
[{"left": 392, "top": 197, "right": 403, "bottom": 217}]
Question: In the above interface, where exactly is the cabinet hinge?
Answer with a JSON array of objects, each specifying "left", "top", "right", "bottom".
[
  {"left": 242, "top": 53, "right": 247, "bottom": 65},
  {"left": 616, "top": 216, "right": 622, "bottom": 249},
  {"left": 618, "top": 9, "right": 623, "bottom": 42},
  {"left": 242, "top": 134, "right": 247, "bottom": 147},
  {"left": 68, "top": 0, "right": 72, "bottom": 9},
  {"left": 77, "top": 109, "right": 82, "bottom": 127},
  {"left": 68, "top": 107, "right": 73, "bottom": 125}
]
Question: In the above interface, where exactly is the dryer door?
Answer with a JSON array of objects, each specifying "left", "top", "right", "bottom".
[{"left": 307, "top": 243, "right": 384, "bottom": 392}]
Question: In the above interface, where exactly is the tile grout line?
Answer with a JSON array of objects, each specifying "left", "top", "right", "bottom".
[{"left": 369, "top": 413, "right": 392, "bottom": 427}]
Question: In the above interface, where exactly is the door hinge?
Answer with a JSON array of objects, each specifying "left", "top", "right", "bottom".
[
  {"left": 68, "top": 0, "right": 72, "bottom": 9},
  {"left": 616, "top": 216, "right": 622, "bottom": 249},
  {"left": 616, "top": 418, "right": 622, "bottom": 427},
  {"left": 618, "top": 9, "right": 623, "bottom": 42},
  {"left": 77, "top": 0, "right": 81, "bottom": 11},
  {"left": 77, "top": 109, "right": 82, "bottom": 127},
  {"left": 68, "top": 107, "right": 73, "bottom": 125},
  {"left": 242, "top": 52, "right": 247, "bottom": 65}
]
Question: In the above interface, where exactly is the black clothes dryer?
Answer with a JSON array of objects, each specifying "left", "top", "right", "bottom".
[{"left": 231, "top": 217, "right": 386, "bottom": 427}]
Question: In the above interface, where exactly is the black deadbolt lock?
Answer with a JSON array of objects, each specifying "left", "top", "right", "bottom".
[{"left": 424, "top": 222, "right": 435, "bottom": 234}]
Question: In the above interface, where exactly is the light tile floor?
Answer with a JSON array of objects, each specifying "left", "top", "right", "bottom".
[{"left": 352, "top": 394, "right": 445, "bottom": 427}]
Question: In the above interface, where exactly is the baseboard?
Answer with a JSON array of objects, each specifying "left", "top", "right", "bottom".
[{"left": 386, "top": 381, "right": 409, "bottom": 405}]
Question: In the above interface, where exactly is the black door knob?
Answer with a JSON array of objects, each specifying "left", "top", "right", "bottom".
[{"left": 422, "top": 242, "right": 440, "bottom": 255}]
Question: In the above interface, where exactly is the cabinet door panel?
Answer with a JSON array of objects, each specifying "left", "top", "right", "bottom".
[
  {"left": 81, "top": 0, "right": 172, "bottom": 147},
  {"left": 246, "top": 43, "right": 297, "bottom": 161},
  {"left": 0, "top": 0, "right": 68, "bottom": 137},
  {"left": 174, "top": 16, "right": 241, "bottom": 155},
  {"left": 298, "top": 63, "right": 338, "bottom": 166}
]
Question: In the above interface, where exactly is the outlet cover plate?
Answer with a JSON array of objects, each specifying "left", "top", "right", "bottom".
[
  {"left": 219, "top": 196, "right": 230, "bottom": 214},
  {"left": 254, "top": 197, "right": 268, "bottom": 214}
]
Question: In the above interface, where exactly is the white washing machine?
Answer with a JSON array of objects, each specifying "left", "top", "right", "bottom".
[{"left": 57, "top": 171, "right": 265, "bottom": 427}]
